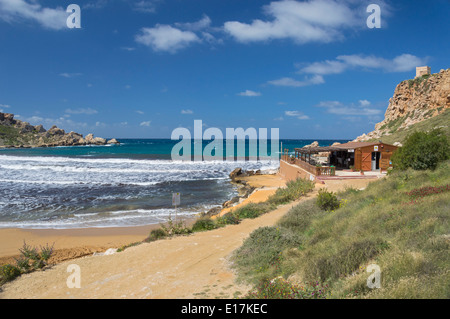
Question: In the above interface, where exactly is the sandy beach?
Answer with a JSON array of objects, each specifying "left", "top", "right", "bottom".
[
  {"left": 0, "top": 174, "right": 374, "bottom": 298},
  {"left": 0, "top": 174, "right": 286, "bottom": 266}
]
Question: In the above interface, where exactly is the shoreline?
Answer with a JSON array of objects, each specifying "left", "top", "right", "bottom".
[
  {"left": 0, "top": 173, "right": 373, "bottom": 269},
  {"left": 0, "top": 173, "right": 285, "bottom": 266}
]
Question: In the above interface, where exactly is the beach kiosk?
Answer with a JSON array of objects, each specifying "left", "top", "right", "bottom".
[{"left": 329, "top": 141, "right": 399, "bottom": 171}]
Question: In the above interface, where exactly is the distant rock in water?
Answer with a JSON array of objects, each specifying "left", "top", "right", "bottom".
[
  {"left": 107, "top": 138, "right": 120, "bottom": 144},
  {"left": 0, "top": 112, "right": 119, "bottom": 148},
  {"left": 302, "top": 141, "right": 319, "bottom": 148}
]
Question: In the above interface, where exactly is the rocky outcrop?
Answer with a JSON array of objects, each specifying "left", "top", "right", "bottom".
[
  {"left": 107, "top": 138, "right": 120, "bottom": 144},
  {"left": 0, "top": 112, "right": 119, "bottom": 148},
  {"left": 354, "top": 68, "right": 450, "bottom": 142},
  {"left": 303, "top": 141, "right": 319, "bottom": 148}
]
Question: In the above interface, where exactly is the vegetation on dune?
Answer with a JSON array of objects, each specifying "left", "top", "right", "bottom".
[
  {"left": 391, "top": 128, "right": 450, "bottom": 171},
  {"left": 0, "top": 242, "right": 54, "bottom": 285},
  {"left": 119, "top": 178, "right": 315, "bottom": 250},
  {"left": 231, "top": 159, "right": 450, "bottom": 299}
]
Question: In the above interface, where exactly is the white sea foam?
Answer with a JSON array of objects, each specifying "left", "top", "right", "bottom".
[{"left": 0, "top": 154, "right": 279, "bottom": 229}]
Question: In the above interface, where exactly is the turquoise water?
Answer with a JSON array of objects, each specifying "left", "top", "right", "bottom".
[
  {"left": 0, "top": 138, "right": 348, "bottom": 229},
  {"left": 0, "top": 139, "right": 345, "bottom": 159}
]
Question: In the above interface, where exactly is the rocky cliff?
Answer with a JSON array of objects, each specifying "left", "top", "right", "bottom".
[
  {"left": 354, "top": 68, "right": 450, "bottom": 143},
  {"left": 0, "top": 112, "right": 119, "bottom": 148}
]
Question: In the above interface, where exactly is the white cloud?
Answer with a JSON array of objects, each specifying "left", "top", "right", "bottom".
[
  {"left": 21, "top": 115, "right": 88, "bottom": 130},
  {"left": 238, "top": 90, "right": 261, "bottom": 97},
  {"left": 181, "top": 109, "right": 193, "bottom": 114},
  {"left": 317, "top": 100, "right": 382, "bottom": 116},
  {"left": 0, "top": 0, "right": 67, "bottom": 30},
  {"left": 300, "top": 54, "right": 427, "bottom": 75},
  {"left": 268, "top": 75, "right": 324, "bottom": 87},
  {"left": 140, "top": 121, "right": 151, "bottom": 127},
  {"left": 298, "top": 60, "right": 347, "bottom": 75},
  {"left": 136, "top": 110, "right": 145, "bottom": 115},
  {"left": 133, "top": 0, "right": 159, "bottom": 13},
  {"left": 135, "top": 24, "right": 200, "bottom": 53},
  {"left": 59, "top": 72, "right": 82, "bottom": 78},
  {"left": 65, "top": 108, "right": 98, "bottom": 115},
  {"left": 359, "top": 99, "right": 371, "bottom": 107},
  {"left": 285, "top": 110, "right": 310, "bottom": 120},
  {"left": 175, "top": 15, "right": 211, "bottom": 31},
  {"left": 0, "top": 103, "right": 11, "bottom": 112},
  {"left": 125, "top": 84, "right": 131, "bottom": 89},
  {"left": 224, "top": 0, "right": 360, "bottom": 44},
  {"left": 82, "top": 0, "right": 107, "bottom": 10}
]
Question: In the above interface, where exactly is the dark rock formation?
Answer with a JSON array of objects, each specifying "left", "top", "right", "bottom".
[{"left": 0, "top": 111, "right": 119, "bottom": 148}]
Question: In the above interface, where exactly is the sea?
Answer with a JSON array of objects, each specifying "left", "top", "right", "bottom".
[{"left": 0, "top": 139, "right": 348, "bottom": 229}]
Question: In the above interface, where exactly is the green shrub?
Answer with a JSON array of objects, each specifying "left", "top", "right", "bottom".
[
  {"left": 232, "top": 226, "right": 302, "bottom": 283},
  {"left": 16, "top": 241, "right": 54, "bottom": 271},
  {"left": 216, "top": 212, "right": 241, "bottom": 226},
  {"left": 243, "top": 277, "right": 330, "bottom": 299},
  {"left": 316, "top": 189, "right": 340, "bottom": 212},
  {"left": 307, "top": 239, "right": 388, "bottom": 282},
  {"left": 191, "top": 217, "right": 217, "bottom": 232},
  {"left": 117, "top": 241, "right": 141, "bottom": 252},
  {"left": 14, "top": 257, "right": 31, "bottom": 273},
  {"left": 39, "top": 243, "right": 54, "bottom": 262},
  {"left": 0, "top": 264, "right": 21, "bottom": 283},
  {"left": 268, "top": 178, "right": 314, "bottom": 205},
  {"left": 145, "top": 228, "right": 168, "bottom": 242},
  {"left": 232, "top": 202, "right": 274, "bottom": 219},
  {"left": 392, "top": 128, "right": 450, "bottom": 170},
  {"left": 160, "top": 215, "right": 192, "bottom": 236}
]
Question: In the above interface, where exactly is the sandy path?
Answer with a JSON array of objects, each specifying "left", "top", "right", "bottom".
[{"left": 0, "top": 194, "right": 312, "bottom": 299}]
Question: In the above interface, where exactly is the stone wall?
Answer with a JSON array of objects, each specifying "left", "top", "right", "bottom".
[{"left": 279, "top": 160, "right": 315, "bottom": 182}]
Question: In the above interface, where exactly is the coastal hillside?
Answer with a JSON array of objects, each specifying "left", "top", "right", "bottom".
[
  {"left": 0, "top": 112, "right": 118, "bottom": 148},
  {"left": 355, "top": 68, "right": 450, "bottom": 143},
  {"left": 232, "top": 160, "right": 450, "bottom": 298}
]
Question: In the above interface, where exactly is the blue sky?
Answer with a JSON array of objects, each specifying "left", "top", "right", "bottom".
[{"left": 0, "top": 0, "right": 449, "bottom": 139}]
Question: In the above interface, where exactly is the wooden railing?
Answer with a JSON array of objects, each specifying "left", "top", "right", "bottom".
[
  {"left": 294, "top": 158, "right": 317, "bottom": 175},
  {"left": 281, "top": 149, "right": 335, "bottom": 176},
  {"left": 316, "top": 166, "right": 335, "bottom": 176}
]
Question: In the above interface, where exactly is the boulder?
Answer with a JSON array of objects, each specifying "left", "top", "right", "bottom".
[
  {"left": 84, "top": 133, "right": 95, "bottom": 143},
  {"left": 47, "top": 125, "right": 65, "bottom": 136},
  {"left": 107, "top": 138, "right": 120, "bottom": 144},
  {"left": 222, "top": 196, "right": 240, "bottom": 208},
  {"left": 229, "top": 167, "right": 242, "bottom": 180},
  {"left": 0, "top": 112, "right": 15, "bottom": 125},
  {"left": 68, "top": 131, "right": 83, "bottom": 139},
  {"left": 16, "top": 121, "right": 35, "bottom": 133},
  {"left": 34, "top": 124, "right": 46, "bottom": 133},
  {"left": 303, "top": 141, "right": 319, "bottom": 148},
  {"left": 93, "top": 137, "right": 107, "bottom": 145}
]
